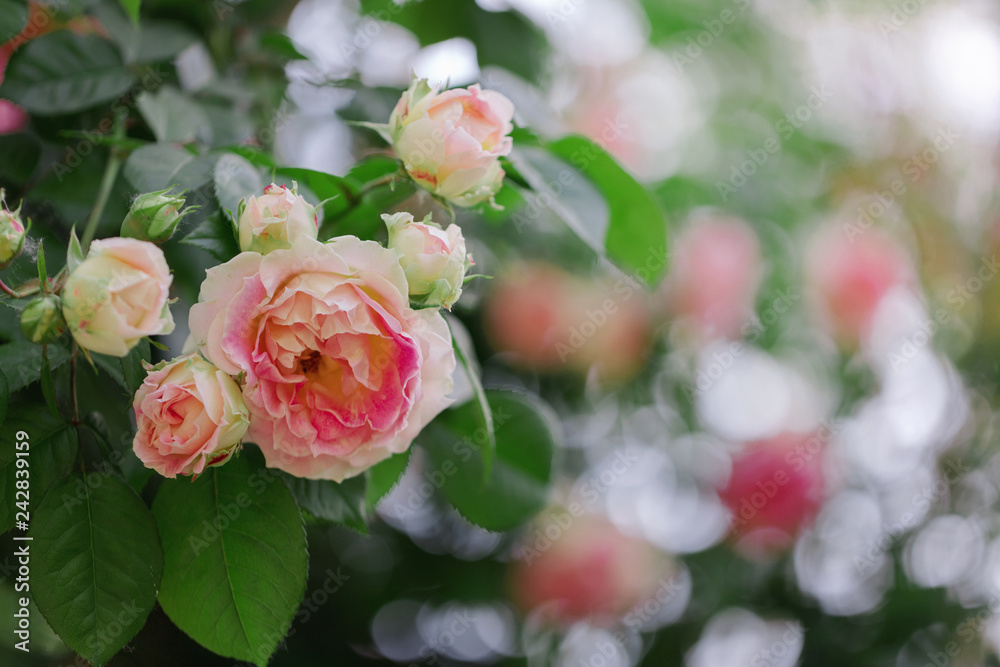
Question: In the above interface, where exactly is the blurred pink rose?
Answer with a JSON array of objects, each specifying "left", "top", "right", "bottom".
[
  {"left": 133, "top": 354, "right": 249, "bottom": 479},
  {"left": 719, "top": 431, "right": 827, "bottom": 557},
  {"left": 485, "top": 262, "right": 652, "bottom": 381},
  {"left": 61, "top": 237, "right": 175, "bottom": 357},
  {"left": 509, "top": 512, "right": 665, "bottom": 627},
  {"left": 666, "top": 215, "right": 762, "bottom": 342},
  {"left": 806, "top": 228, "right": 915, "bottom": 347},
  {"left": 0, "top": 46, "right": 27, "bottom": 134},
  {"left": 187, "top": 236, "right": 455, "bottom": 481},
  {"left": 389, "top": 77, "right": 514, "bottom": 207}
]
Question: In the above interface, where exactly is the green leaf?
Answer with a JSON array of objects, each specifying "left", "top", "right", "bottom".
[
  {"left": 124, "top": 143, "right": 218, "bottom": 193},
  {"left": 67, "top": 227, "right": 85, "bottom": 273},
  {"left": 260, "top": 32, "right": 307, "bottom": 60},
  {"left": 0, "top": 0, "right": 28, "bottom": 43},
  {"left": 30, "top": 471, "right": 162, "bottom": 666},
  {"left": 182, "top": 210, "right": 240, "bottom": 263},
  {"left": 0, "top": 341, "right": 71, "bottom": 392},
  {"left": 215, "top": 153, "right": 264, "bottom": 221},
  {"left": 92, "top": 339, "right": 150, "bottom": 395},
  {"left": 0, "top": 33, "right": 137, "bottom": 115},
  {"left": 448, "top": 322, "right": 494, "bottom": 485},
  {"left": 153, "top": 449, "right": 308, "bottom": 667},
  {"left": 0, "top": 409, "right": 78, "bottom": 535},
  {"left": 136, "top": 86, "right": 211, "bottom": 144},
  {"left": 548, "top": 135, "right": 669, "bottom": 284},
  {"left": 365, "top": 449, "right": 411, "bottom": 512},
  {"left": 283, "top": 473, "right": 367, "bottom": 533},
  {"left": 0, "top": 367, "right": 8, "bottom": 428},
  {"left": 420, "top": 389, "right": 557, "bottom": 531},
  {"left": 119, "top": 0, "right": 141, "bottom": 24}
]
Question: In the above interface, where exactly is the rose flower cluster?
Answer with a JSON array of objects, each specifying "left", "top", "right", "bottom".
[{"left": 3, "top": 77, "right": 513, "bottom": 483}]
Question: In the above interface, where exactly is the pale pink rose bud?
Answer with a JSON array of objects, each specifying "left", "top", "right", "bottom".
[
  {"left": 719, "top": 431, "right": 826, "bottom": 558},
  {"left": 666, "top": 215, "right": 762, "bottom": 342},
  {"left": 383, "top": 212, "right": 470, "bottom": 309},
  {"left": 509, "top": 512, "right": 668, "bottom": 627},
  {"left": 237, "top": 183, "right": 318, "bottom": 254},
  {"left": 806, "top": 227, "right": 916, "bottom": 347},
  {"left": 132, "top": 354, "right": 249, "bottom": 478},
  {"left": 187, "top": 236, "right": 455, "bottom": 481},
  {"left": 0, "top": 202, "right": 26, "bottom": 269},
  {"left": 61, "top": 237, "right": 174, "bottom": 357},
  {"left": 389, "top": 76, "right": 514, "bottom": 207}
]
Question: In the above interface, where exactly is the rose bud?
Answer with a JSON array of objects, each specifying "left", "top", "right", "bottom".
[
  {"left": 383, "top": 212, "right": 470, "bottom": 309},
  {"left": 132, "top": 354, "right": 250, "bottom": 478},
  {"left": 187, "top": 236, "right": 455, "bottom": 481},
  {"left": 120, "top": 189, "right": 196, "bottom": 243},
  {"left": 719, "top": 431, "right": 826, "bottom": 558},
  {"left": 806, "top": 227, "right": 916, "bottom": 348},
  {"left": 237, "top": 183, "right": 318, "bottom": 254},
  {"left": 0, "top": 201, "right": 26, "bottom": 269},
  {"left": 389, "top": 76, "right": 514, "bottom": 207},
  {"left": 509, "top": 512, "right": 668, "bottom": 627},
  {"left": 20, "top": 294, "right": 66, "bottom": 344},
  {"left": 62, "top": 237, "right": 174, "bottom": 357},
  {"left": 666, "top": 215, "right": 762, "bottom": 343}
]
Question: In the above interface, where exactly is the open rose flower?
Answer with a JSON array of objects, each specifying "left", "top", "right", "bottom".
[
  {"left": 187, "top": 236, "right": 455, "bottom": 481},
  {"left": 389, "top": 77, "right": 514, "bottom": 207},
  {"left": 383, "top": 212, "right": 470, "bottom": 309},
  {"left": 62, "top": 237, "right": 174, "bottom": 357},
  {"left": 133, "top": 354, "right": 249, "bottom": 478},
  {"left": 237, "top": 183, "right": 318, "bottom": 254}
]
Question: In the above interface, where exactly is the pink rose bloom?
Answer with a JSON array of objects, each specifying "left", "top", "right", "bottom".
[
  {"left": 383, "top": 212, "right": 469, "bottom": 309},
  {"left": 719, "top": 431, "right": 827, "bottom": 558},
  {"left": 666, "top": 215, "right": 762, "bottom": 342},
  {"left": 133, "top": 354, "right": 249, "bottom": 478},
  {"left": 237, "top": 183, "right": 318, "bottom": 254},
  {"left": 187, "top": 236, "right": 455, "bottom": 481},
  {"left": 509, "top": 512, "right": 666, "bottom": 627},
  {"left": 61, "top": 237, "right": 174, "bottom": 357},
  {"left": 806, "top": 228, "right": 915, "bottom": 347},
  {"left": 389, "top": 77, "right": 514, "bottom": 207}
]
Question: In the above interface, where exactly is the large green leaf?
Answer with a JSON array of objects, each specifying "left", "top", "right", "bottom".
[
  {"left": 153, "top": 449, "right": 308, "bottom": 667},
  {"left": 119, "top": 0, "right": 141, "bottom": 24},
  {"left": 30, "top": 471, "right": 162, "bottom": 666},
  {"left": 0, "top": 341, "right": 71, "bottom": 392},
  {"left": 0, "top": 0, "right": 28, "bottom": 46},
  {"left": 282, "top": 473, "right": 367, "bottom": 533},
  {"left": 0, "top": 409, "right": 78, "bottom": 535},
  {"left": 92, "top": 339, "right": 151, "bottom": 396},
  {"left": 124, "top": 143, "right": 218, "bottom": 193},
  {"left": 421, "top": 389, "right": 557, "bottom": 531},
  {"left": 136, "top": 86, "right": 211, "bottom": 144},
  {"left": 0, "top": 33, "right": 137, "bottom": 115},
  {"left": 182, "top": 210, "right": 240, "bottom": 263},
  {"left": 365, "top": 449, "right": 411, "bottom": 512},
  {"left": 548, "top": 135, "right": 670, "bottom": 284},
  {"left": 214, "top": 153, "right": 264, "bottom": 220}
]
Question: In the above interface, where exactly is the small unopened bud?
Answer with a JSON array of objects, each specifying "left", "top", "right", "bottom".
[
  {"left": 0, "top": 205, "right": 26, "bottom": 269},
  {"left": 20, "top": 295, "right": 66, "bottom": 344},
  {"left": 121, "top": 189, "right": 195, "bottom": 243}
]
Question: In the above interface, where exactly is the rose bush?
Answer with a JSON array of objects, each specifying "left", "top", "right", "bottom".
[{"left": 187, "top": 236, "right": 455, "bottom": 481}]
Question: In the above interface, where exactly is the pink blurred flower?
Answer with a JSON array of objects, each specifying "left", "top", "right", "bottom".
[
  {"left": 806, "top": 228, "right": 916, "bottom": 347},
  {"left": 509, "top": 512, "right": 666, "bottom": 627},
  {"left": 666, "top": 215, "right": 763, "bottom": 342},
  {"left": 719, "top": 431, "right": 827, "bottom": 558}
]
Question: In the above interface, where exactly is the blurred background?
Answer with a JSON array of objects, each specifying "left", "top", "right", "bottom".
[{"left": 5, "top": 0, "right": 1000, "bottom": 664}]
